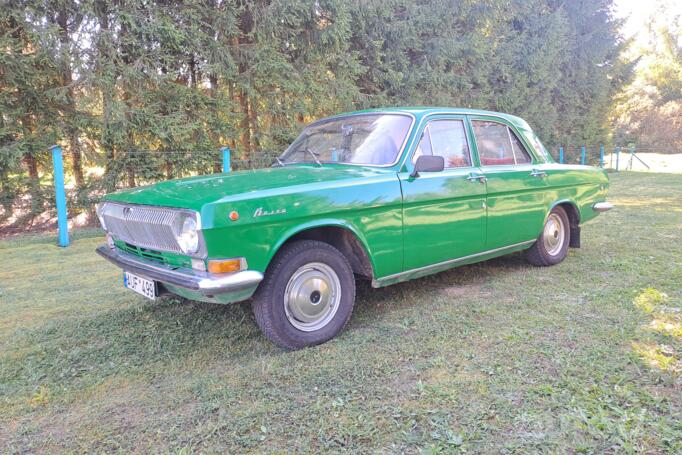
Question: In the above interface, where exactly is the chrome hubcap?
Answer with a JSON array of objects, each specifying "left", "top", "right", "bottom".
[
  {"left": 284, "top": 262, "right": 341, "bottom": 332},
  {"left": 543, "top": 213, "right": 565, "bottom": 256}
]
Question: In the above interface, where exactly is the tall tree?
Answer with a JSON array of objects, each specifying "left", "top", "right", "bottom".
[
  {"left": 613, "top": 2, "right": 682, "bottom": 149},
  {"left": 0, "top": 2, "right": 62, "bottom": 218},
  {"left": 1, "top": 0, "right": 632, "bottom": 227}
]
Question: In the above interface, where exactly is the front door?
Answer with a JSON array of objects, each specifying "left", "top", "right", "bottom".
[
  {"left": 469, "top": 118, "right": 549, "bottom": 249},
  {"left": 399, "top": 116, "right": 487, "bottom": 271}
]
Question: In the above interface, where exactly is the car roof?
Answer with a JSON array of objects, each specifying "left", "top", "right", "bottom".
[{"left": 321, "top": 107, "right": 532, "bottom": 130}]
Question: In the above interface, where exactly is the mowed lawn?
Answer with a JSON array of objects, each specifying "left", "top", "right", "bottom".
[{"left": 1, "top": 172, "right": 681, "bottom": 453}]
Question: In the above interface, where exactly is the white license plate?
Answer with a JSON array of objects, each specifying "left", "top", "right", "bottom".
[{"left": 123, "top": 271, "right": 157, "bottom": 300}]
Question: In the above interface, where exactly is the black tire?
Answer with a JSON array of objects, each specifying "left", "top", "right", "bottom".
[
  {"left": 525, "top": 206, "right": 571, "bottom": 267},
  {"left": 251, "top": 240, "right": 356, "bottom": 349}
]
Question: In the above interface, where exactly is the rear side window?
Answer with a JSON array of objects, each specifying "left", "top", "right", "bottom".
[
  {"left": 413, "top": 119, "right": 471, "bottom": 168},
  {"left": 472, "top": 120, "right": 532, "bottom": 165}
]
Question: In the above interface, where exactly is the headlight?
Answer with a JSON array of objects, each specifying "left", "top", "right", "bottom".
[
  {"left": 96, "top": 203, "right": 107, "bottom": 231},
  {"left": 175, "top": 214, "right": 199, "bottom": 255}
]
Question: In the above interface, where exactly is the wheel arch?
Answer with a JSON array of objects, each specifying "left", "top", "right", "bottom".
[
  {"left": 549, "top": 199, "right": 581, "bottom": 248},
  {"left": 266, "top": 220, "right": 376, "bottom": 280}
]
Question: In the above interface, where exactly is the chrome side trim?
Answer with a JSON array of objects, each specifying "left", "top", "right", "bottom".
[
  {"left": 372, "top": 239, "right": 536, "bottom": 287},
  {"left": 96, "top": 245, "right": 262, "bottom": 296},
  {"left": 593, "top": 202, "right": 614, "bottom": 212}
]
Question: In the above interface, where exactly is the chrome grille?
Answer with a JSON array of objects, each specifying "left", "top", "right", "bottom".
[{"left": 100, "top": 203, "right": 183, "bottom": 254}]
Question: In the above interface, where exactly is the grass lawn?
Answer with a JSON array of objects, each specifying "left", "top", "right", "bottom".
[{"left": 1, "top": 172, "right": 681, "bottom": 453}]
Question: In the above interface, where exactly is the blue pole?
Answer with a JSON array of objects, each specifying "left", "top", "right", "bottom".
[
  {"left": 580, "top": 146, "right": 586, "bottom": 165},
  {"left": 559, "top": 147, "right": 564, "bottom": 164},
  {"left": 221, "top": 147, "right": 231, "bottom": 173},
  {"left": 51, "top": 145, "right": 69, "bottom": 247},
  {"left": 615, "top": 147, "right": 620, "bottom": 172},
  {"left": 599, "top": 145, "right": 604, "bottom": 168}
]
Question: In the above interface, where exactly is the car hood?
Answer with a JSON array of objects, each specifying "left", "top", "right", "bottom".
[{"left": 103, "top": 164, "right": 393, "bottom": 211}]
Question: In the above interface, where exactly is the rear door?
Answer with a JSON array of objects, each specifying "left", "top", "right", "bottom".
[
  {"left": 399, "top": 115, "right": 487, "bottom": 270},
  {"left": 468, "top": 117, "right": 549, "bottom": 250}
]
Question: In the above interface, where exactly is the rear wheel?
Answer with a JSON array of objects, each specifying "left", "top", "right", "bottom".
[
  {"left": 252, "top": 240, "right": 356, "bottom": 349},
  {"left": 526, "top": 206, "right": 570, "bottom": 266}
]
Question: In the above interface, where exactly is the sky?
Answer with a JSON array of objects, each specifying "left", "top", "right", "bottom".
[{"left": 613, "top": 0, "right": 682, "bottom": 40}]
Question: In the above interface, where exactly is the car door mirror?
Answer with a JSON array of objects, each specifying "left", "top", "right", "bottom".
[{"left": 411, "top": 155, "right": 445, "bottom": 178}]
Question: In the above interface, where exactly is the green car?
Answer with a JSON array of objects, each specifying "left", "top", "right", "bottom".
[{"left": 96, "top": 107, "right": 613, "bottom": 349}]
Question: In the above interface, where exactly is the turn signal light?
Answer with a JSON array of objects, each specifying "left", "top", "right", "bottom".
[{"left": 207, "top": 258, "right": 246, "bottom": 274}]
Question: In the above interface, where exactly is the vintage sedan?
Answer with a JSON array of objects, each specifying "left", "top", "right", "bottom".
[{"left": 96, "top": 107, "right": 613, "bottom": 349}]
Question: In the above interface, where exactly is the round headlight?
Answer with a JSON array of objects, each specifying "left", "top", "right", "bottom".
[{"left": 176, "top": 215, "right": 199, "bottom": 254}]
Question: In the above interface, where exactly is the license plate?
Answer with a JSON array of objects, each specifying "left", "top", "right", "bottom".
[{"left": 123, "top": 271, "right": 157, "bottom": 300}]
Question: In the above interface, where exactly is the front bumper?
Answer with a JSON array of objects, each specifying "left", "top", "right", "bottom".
[
  {"left": 593, "top": 201, "right": 614, "bottom": 212},
  {"left": 96, "top": 245, "right": 263, "bottom": 302}
]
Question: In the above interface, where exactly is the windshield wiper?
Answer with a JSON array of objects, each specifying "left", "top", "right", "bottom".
[
  {"left": 272, "top": 156, "right": 287, "bottom": 167},
  {"left": 303, "top": 148, "right": 322, "bottom": 167}
]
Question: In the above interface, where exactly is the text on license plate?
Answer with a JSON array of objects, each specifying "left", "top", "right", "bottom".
[{"left": 123, "top": 271, "right": 157, "bottom": 300}]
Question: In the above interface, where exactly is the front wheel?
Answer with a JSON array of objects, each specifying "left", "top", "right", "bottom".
[
  {"left": 525, "top": 206, "right": 571, "bottom": 266},
  {"left": 252, "top": 240, "right": 356, "bottom": 349}
]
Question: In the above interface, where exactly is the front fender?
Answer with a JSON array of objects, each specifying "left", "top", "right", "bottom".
[{"left": 266, "top": 218, "right": 377, "bottom": 275}]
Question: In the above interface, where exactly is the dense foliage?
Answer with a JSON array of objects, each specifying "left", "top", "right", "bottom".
[
  {"left": 1, "top": 0, "right": 628, "bottom": 222},
  {"left": 612, "top": 2, "right": 682, "bottom": 151}
]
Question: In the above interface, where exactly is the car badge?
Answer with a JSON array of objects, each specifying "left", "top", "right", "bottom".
[{"left": 253, "top": 207, "right": 286, "bottom": 218}]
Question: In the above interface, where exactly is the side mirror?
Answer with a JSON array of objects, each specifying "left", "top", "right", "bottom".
[{"left": 411, "top": 155, "right": 445, "bottom": 178}]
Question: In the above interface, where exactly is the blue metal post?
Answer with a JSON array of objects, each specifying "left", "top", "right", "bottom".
[
  {"left": 580, "top": 146, "right": 586, "bottom": 165},
  {"left": 615, "top": 147, "right": 620, "bottom": 172},
  {"left": 221, "top": 147, "right": 231, "bottom": 173},
  {"left": 559, "top": 147, "right": 564, "bottom": 164},
  {"left": 599, "top": 145, "right": 604, "bottom": 168},
  {"left": 51, "top": 145, "right": 69, "bottom": 247}
]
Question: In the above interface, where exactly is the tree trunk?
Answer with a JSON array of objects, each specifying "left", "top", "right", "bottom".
[
  {"left": 238, "top": 87, "right": 251, "bottom": 158},
  {"left": 127, "top": 165, "right": 136, "bottom": 188},
  {"left": 25, "top": 153, "right": 39, "bottom": 180},
  {"left": 165, "top": 160, "right": 173, "bottom": 179},
  {"left": 248, "top": 95, "right": 260, "bottom": 152},
  {"left": 96, "top": 0, "right": 116, "bottom": 191},
  {"left": 56, "top": 8, "right": 84, "bottom": 186},
  {"left": 120, "top": 10, "right": 135, "bottom": 188},
  {"left": 210, "top": 73, "right": 222, "bottom": 173}
]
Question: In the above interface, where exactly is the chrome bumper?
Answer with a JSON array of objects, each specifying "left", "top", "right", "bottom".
[
  {"left": 593, "top": 201, "right": 614, "bottom": 212},
  {"left": 96, "top": 245, "right": 263, "bottom": 296}
]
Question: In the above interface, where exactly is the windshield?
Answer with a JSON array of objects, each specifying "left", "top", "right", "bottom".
[{"left": 279, "top": 114, "right": 413, "bottom": 166}]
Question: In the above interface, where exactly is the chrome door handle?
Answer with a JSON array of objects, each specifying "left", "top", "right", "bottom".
[
  {"left": 530, "top": 169, "right": 547, "bottom": 178},
  {"left": 467, "top": 173, "right": 487, "bottom": 183}
]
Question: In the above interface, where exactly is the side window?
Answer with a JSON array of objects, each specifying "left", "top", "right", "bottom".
[
  {"left": 509, "top": 130, "right": 532, "bottom": 164},
  {"left": 412, "top": 120, "right": 471, "bottom": 168},
  {"left": 413, "top": 125, "right": 433, "bottom": 162},
  {"left": 472, "top": 120, "right": 533, "bottom": 166}
]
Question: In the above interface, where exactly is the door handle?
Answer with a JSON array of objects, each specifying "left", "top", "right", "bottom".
[
  {"left": 530, "top": 169, "right": 547, "bottom": 178},
  {"left": 467, "top": 173, "right": 487, "bottom": 183}
]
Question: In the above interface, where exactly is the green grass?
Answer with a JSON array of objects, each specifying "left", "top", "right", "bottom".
[{"left": 1, "top": 172, "right": 681, "bottom": 453}]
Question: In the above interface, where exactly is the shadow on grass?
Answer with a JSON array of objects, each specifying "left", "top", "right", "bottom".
[{"left": 353, "top": 252, "right": 528, "bottom": 318}]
